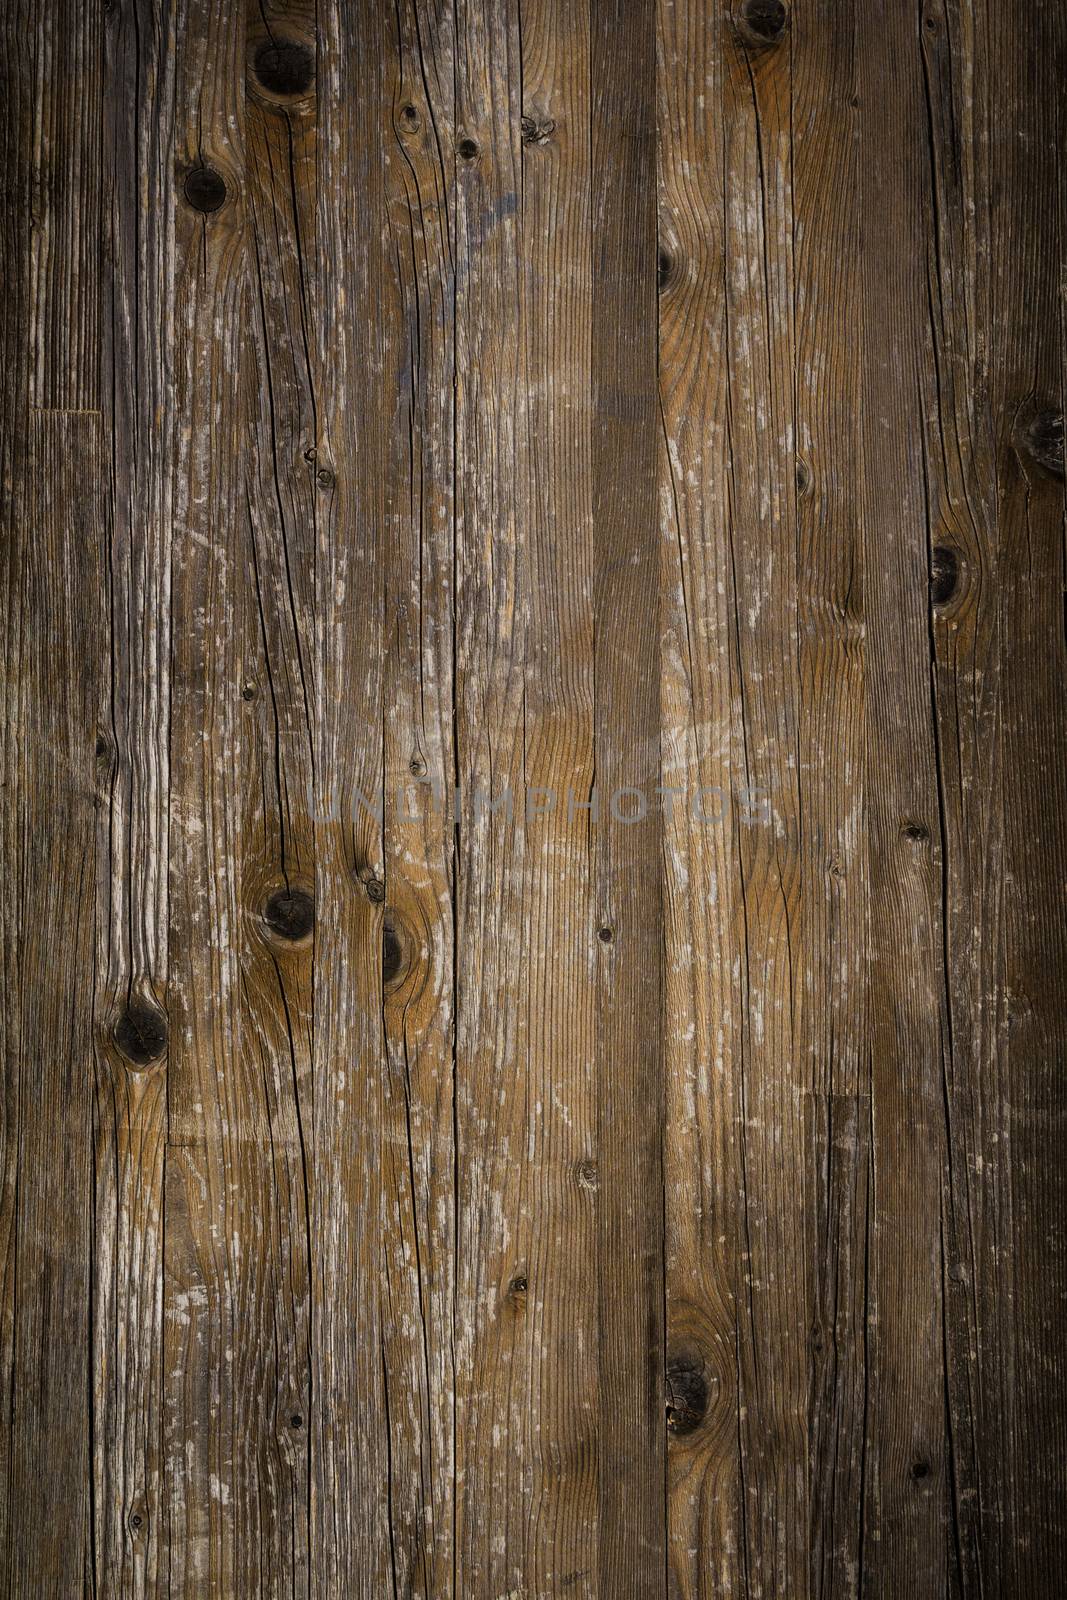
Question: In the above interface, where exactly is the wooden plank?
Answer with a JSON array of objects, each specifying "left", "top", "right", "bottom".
[
  {"left": 163, "top": 0, "right": 249, "bottom": 1582},
  {"left": 0, "top": 413, "right": 102, "bottom": 1596},
  {"left": 789, "top": 4, "right": 871, "bottom": 1596},
  {"left": 859, "top": 4, "right": 955, "bottom": 1591},
  {"left": 512, "top": 0, "right": 600, "bottom": 1590},
  {"left": 93, "top": 0, "right": 177, "bottom": 1586},
  {"left": 589, "top": 0, "right": 666, "bottom": 1591},
  {"left": 986, "top": 3, "right": 1067, "bottom": 1590},
  {"left": 165, "top": 0, "right": 318, "bottom": 1593},
  {"left": 450, "top": 2, "right": 532, "bottom": 1591},
  {"left": 656, "top": 1, "right": 746, "bottom": 1592},
  {"left": 309, "top": 0, "right": 391, "bottom": 1589},
  {"left": 0, "top": 3, "right": 41, "bottom": 1581},
  {"left": 716, "top": 7, "right": 811, "bottom": 1593},
  {"left": 378, "top": 2, "right": 457, "bottom": 1593}
]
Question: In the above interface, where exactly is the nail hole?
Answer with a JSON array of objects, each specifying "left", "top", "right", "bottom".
[
  {"left": 263, "top": 888, "right": 315, "bottom": 942},
  {"left": 114, "top": 1002, "right": 168, "bottom": 1068},
  {"left": 183, "top": 164, "right": 227, "bottom": 214},
  {"left": 253, "top": 38, "right": 315, "bottom": 97}
]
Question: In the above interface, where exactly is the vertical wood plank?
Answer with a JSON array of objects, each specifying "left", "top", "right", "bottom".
[
  {"left": 451, "top": 0, "right": 531, "bottom": 1590},
  {"left": 379, "top": 2, "right": 457, "bottom": 1593},
  {"left": 859, "top": 4, "right": 954, "bottom": 1591},
  {"left": 656, "top": 0, "right": 745, "bottom": 1590},
  {"left": 789, "top": 4, "right": 870, "bottom": 1595},
  {"left": 164, "top": 0, "right": 248, "bottom": 1585},
  {"left": 987, "top": 2, "right": 1067, "bottom": 1589},
  {"left": 2, "top": 413, "right": 102, "bottom": 1595},
  {"left": 310, "top": 0, "right": 390, "bottom": 1589},
  {"left": 0, "top": 3, "right": 46, "bottom": 1585},
  {"left": 590, "top": 0, "right": 666, "bottom": 1592},
  {"left": 718, "top": 5, "right": 811, "bottom": 1592},
  {"left": 514, "top": 0, "right": 600, "bottom": 1590},
  {"left": 95, "top": 0, "right": 177, "bottom": 1589}
]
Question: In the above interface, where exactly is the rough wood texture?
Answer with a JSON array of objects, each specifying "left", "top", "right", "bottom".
[{"left": 1, "top": 0, "right": 1064, "bottom": 1595}]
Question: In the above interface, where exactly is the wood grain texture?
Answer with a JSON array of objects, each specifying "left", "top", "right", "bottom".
[{"left": 1, "top": 1, "right": 1065, "bottom": 1596}]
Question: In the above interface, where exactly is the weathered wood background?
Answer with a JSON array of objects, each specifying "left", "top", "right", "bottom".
[{"left": 1, "top": 0, "right": 1064, "bottom": 1594}]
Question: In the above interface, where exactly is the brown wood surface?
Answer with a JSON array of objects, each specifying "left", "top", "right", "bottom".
[{"left": 1, "top": 0, "right": 1065, "bottom": 1595}]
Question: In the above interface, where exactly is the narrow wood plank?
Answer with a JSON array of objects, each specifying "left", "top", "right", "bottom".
[
  {"left": 717, "top": 7, "right": 811, "bottom": 1593},
  {"left": 93, "top": 0, "right": 178, "bottom": 1589},
  {"left": 513, "top": 0, "right": 600, "bottom": 1590},
  {"left": 163, "top": 0, "right": 248, "bottom": 1583},
  {"left": 656, "top": 0, "right": 746, "bottom": 1591},
  {"left": 0, "top": 4, "right": 44, "bottom": 1581},
  {"left": 165, "top": 0, "right": 318, "bottom": 1592},
  {"left": 4, "top": 412, "right": 103, "bottom": 1595},
  {"left": 450, "top": 3, "right": 533, "bottom": 1592},
  {"left": 987, "top": 2, "right": 1067, "bottom": 1589},
  {"left": 379, "top": 2, "right": 458, "bottom": 1592},
  {"left": 789, "top": 4, "right": 871, "bottom": 1595},
  {"left": 590, "top": 0, "right": 666, "bottom": 1591},
  {"left": 915, "top": 3, "right": 1003, "bottom": 1591},
  {"left": 310, "top": 1, "right": 391, "bottom": 1588},
  {"left": 859, "top": 4, "right": 955, "bottom": 1590}
]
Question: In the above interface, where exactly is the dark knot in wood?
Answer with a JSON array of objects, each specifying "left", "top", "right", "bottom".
[
  {"left": 739, "top": 0, "right": 789, "bottom": 45},
  {"left": 930, "top": 544, "right": 959, "bottom": 605},
  {"left": 264, "top": 888, "right": 315, "bottom": 942},
  {"left": 458, "top": 138, "right": 479, "bottom": 162},
  {"left": 382, "top": 916, "right": 404, "bottom": 985},
  {"left": 183, "top": 164, "right": 227, "bottom": 214},
  {"left": 114, "top": 1001, "right": 168, "bottom": 1068},
  {"left": 1021, "top": 408, "right": 1064, "bottom": 478},
  {"left": 521, "top": 115, "right": 555, "bottom": 146},
  {"left": 666, "top": 1354, "right": 708, "bottom": 1436},
  {"left": 253, "top": 39, "right": 315, "bottom": 98}
]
